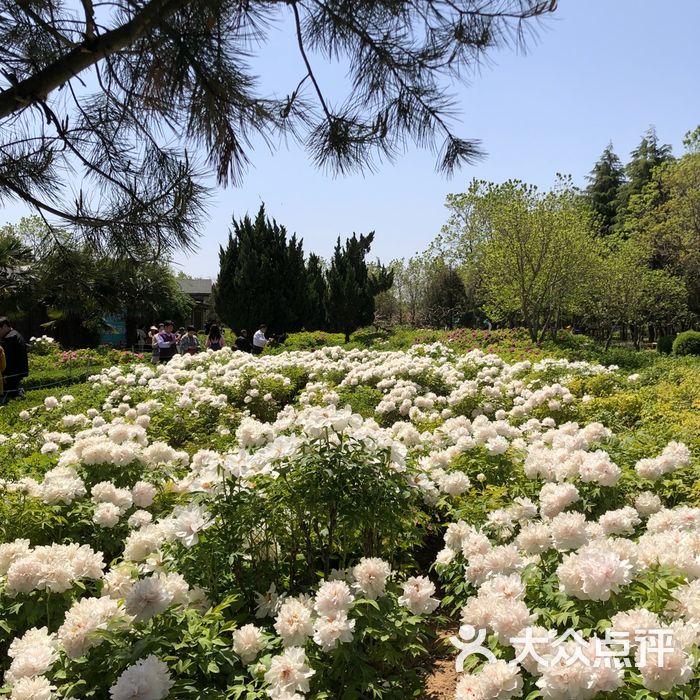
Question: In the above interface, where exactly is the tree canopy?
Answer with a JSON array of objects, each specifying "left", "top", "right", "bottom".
[
  {"left": 213, "top": 206, "right": 311, "bottom": 334},
  {"left": 214, "top": 206, "right": 392, "bottom": 338},
  {"left": 0, "top": 0, "right": 556, "bottom": 255},
  {"left": 586, "top": 143, "right": 624, "bottom": 236},
  {"left": 0, "top": 216, "right": 193, "bottom": 345},
  {"left": 327, "top": 232, "right": 393, "bottom": 342}
]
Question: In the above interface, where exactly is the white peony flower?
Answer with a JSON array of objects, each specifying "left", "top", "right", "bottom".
[
  {"left": 352, "top": 557, "right": 391, "bottom": 599},
  {"left": 170, "top": 505, "right": 213, "bottom": 548},
  {"left": 312, "top": 610, "right": 355, "bottom": 651},
  {"left": 93, "top": 502, "right": 122, "bottom": 528},
  {"left": 58, "top": 596, "right": 123, "bottom": 659},
  {"left": 314, "top": 580, "right": 354, "bottom": 616},
  {"left": 109, "top": 655, "right": 173, "bottom": 700},
  {"left": 233, "top": 623, "right": 265, "bottom": 663},
  {"left": 9, "top": 676, "right": 56, "bottom": 700},
  {"left": 264, "top": 647, "right": 315, "bottom": 698},
  {"left": 274, "top": 597, "right": 314, "bottom": 647},
  {"left": 398, "top": 575, "right": 439, "bottom": 615},
  {"left": 125, "top": 576, "right": 174, "bottom": 622}
]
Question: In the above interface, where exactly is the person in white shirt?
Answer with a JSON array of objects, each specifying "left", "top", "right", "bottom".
[{"left": 252, "top": 324, "right": 269, "bottom": 355}]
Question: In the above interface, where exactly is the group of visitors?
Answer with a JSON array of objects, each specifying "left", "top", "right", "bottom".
[
  {"left": 147, "top": 321, "right": 272, "bottom": 364},
  {"left": 0, "top": 314, "right": 275, "bottom": 398},
  {"left": 0, "top": 317, "right": 29, "bottom": 402}
]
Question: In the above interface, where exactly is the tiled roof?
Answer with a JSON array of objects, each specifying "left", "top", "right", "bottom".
[{"left": 177, "top": 278, "right": 213, "bottom": 295}]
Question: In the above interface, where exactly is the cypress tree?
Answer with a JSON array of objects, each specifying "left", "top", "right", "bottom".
[
  {"left": 326, "top": 232, "right": 392, "bottom": 342},
  {"left": 305, "top": 254, "right": 328, "bottom": 331},
  {"left": 285, "top": 234, "right": 309, "bottom": 332},
  {"left": 423, "top": 264, "right": 468, "bottom": 329},
  {"left": 214, "top": 205, "right": 295, "bottom": 334}
]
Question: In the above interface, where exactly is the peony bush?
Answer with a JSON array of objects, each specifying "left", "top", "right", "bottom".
[{"left": 0, "top": 343, "right": 698, "bottom": 699}]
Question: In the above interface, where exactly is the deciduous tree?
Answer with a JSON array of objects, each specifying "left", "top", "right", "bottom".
[{"left": 472, "top": 178, "right": 596, "bottom": 343}]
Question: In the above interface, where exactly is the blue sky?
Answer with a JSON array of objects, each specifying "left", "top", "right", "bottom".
[{"left": 4, "top": 0, "right": 699, "bottom": 276}]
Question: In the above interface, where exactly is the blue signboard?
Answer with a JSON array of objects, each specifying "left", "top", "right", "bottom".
[{"left": 99, "top": 313, "right": 127, "bottom": 346}]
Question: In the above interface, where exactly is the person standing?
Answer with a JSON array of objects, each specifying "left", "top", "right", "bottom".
[
  {"left": 179, "top": 325, "right": 201, "bottom": 355},
  {"left": 0, "top": 318, "right": 28, "bottom": 400},
  {"left": 156, "top": 321, "right": 178, "bottom": 363},
  {"left": 206, "top": 324, "right": 225, "bottom": 351},
  {"left": 235, "top": 329, "right": 252, "bottom": 353},
  {"left": 149, "top": 326, "right": 159, "bottom": 364},
  {"left": 136, "top": 326, "right": 148, "bottom": 352},
  {"left": 252, "top": 324, "right": 269, "bottom": 355}
]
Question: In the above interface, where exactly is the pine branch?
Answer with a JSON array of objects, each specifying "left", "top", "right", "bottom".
[{"left": 0, "top": 0, "right": 191, "bottom": 119}]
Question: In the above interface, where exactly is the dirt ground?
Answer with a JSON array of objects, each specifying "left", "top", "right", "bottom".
[{"left": 423, "top": 628, "right": 460, "bottom": 699}]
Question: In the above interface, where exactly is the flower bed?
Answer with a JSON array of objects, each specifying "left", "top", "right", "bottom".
[
  {"left": 26, "top": 341, "right": 146, "bottom": 391},
  {"left": 0, "top": 344, "right": 698, "bottom": 699}
]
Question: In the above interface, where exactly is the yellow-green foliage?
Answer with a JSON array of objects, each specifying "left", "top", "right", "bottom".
[{"left": 580, "top": 363, "right": 700, "bottom": 456}]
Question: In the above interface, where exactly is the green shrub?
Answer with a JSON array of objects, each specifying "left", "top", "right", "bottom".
[
  {"left": 657, "top": 334, "right": 675, "bottom": 354},
  {"left": 336, "top": 385, "right": 383, "bottom": 417},
  {"left": 274, "top": 330, "right": 345, "bottom": 352},
  {"left": 672, "top": 330, "right": 700, "bottom": 356}
]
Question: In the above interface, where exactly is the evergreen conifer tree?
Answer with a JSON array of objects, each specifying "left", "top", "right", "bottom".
[
  {"left": 586, "top": 143, "right": 625, "bottom": 236},
  {"left": 0, "top": 1, "right": 555, "bottom": 253},
  {"left": 285, "top": 234, "right": 309, "bottom": 332},
  {"left": 216, "top": 209, "right": 394, "bottom": 337},
  {"left": 305, "top": 254, "right": 328, "bottom": 331},
  {"left": 616, "top": 127, "right": 674, "bottom": 223},
  {"left": 214, "top": 205, "right": 295, "bottom": 334},
  {"left": 424, "top": 263, "right": 468, "bottom": 328},
  {"left": 326, "top": 232, "right": 393, "bottom": 342}
]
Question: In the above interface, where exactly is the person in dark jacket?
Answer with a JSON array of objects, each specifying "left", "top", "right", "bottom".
[
  {"left": 0, "top": 317, "right": 28, "bottom": 400},
  {"left": 235, "top": 329, "right": 252, "bottom": 353}
]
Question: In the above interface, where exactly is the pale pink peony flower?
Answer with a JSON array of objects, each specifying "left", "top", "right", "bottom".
[
  {"left": 598, "top": 506, "right": 641, "bottom": 536},
  {"left": 312, "top": 610, "right": 355, "bottom": 651},
  {"left": 58, "top": 596, "right": 123, "bottom": 659},
  {"left": 516, "top": 522, "right": 552, "bottom": 554},
  {"left": 352, "top": 557, "right": 391, "bottom": 599},
  {"left": 5, "top": 627, "right": 58, "bottom": 685},
  {"left": 274, "top": 597, "right": 314, "bottom": 647},
  {"left": 255, "top": 584, "right": 284, "bottom": 619},
  {"left": 93, "top": 502, "right": 122, "bottom": 528},
  {"left": 557, "top": 546, "right": 633, "bottom": 601},
  {"left": 9, "top": 676, "right": 56, "bottom": 700},
  {"left": 634, "top": 491, "right": 662, "bottom": 516},
  {"left": 539, "top": 483, "right": 579, "bottom": 519},
  {"left": 478, "top": 660, "right": 524, "bottom": 700},
  {"left": 610, "top": 608, "right": 660, "bottom": 645},
  {"left": 314, "top": 580, "right": 354, "bottom": 616},
  {"left": 264, "top": 647, "right": 315, "bottom": 697},
  {"left": 233, "top": 624, "right": 265, "bottom": 663},
  {"left": 550, "top": 512, "right": 589, "bottom": 551},
  {"left": 131, "top": 481, "right": 157, "bottom": 508},
  {"left": 398, "top": 576, "right": 439, "bottom": 615},
  {"left": 125, "top": 576, "right": 174, "bottom": 622},
  {"left": 636, "top": 641, "right": 693, "bottom": 692}
]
